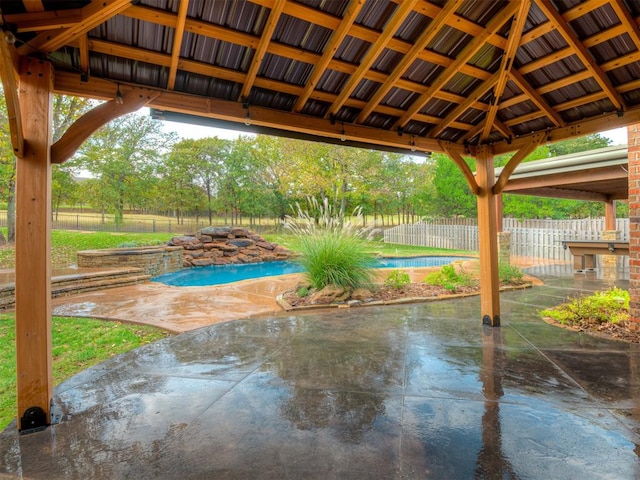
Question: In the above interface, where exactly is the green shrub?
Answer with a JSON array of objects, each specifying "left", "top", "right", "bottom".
[
  {"left": 540, "top": 287, "right": 629, "bottom": 325},
  {"left": 384, "top": 269, "right": 411, "bottom": 290},
  {"left": 297, "top": 286, "right": 310, "bottom": 297},
  {"left": 296, "top": 232, "right": 375, "bottom": 290},
  {"left": 424, "top": 264, "right": 476, "bottom": 291},
  {"left": 499, "top": 262, "right": 524, "bottom": 284}
]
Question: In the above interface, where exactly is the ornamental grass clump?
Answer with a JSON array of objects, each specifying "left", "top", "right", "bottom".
[
  {"left": 284, "top": 197, "right": 375, "bottom": 290},
  {"left": 540, "top": 287, "right": 629, "bottom": 325},
  {"left": 296, "top": 232, "right": 375, "bottom": 290}
]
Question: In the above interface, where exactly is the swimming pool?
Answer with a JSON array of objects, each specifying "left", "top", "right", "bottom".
[{"left": 152, "top": 256, "right": 468, "bottom": 287}]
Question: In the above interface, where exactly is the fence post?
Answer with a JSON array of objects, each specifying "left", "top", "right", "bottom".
[
  {"left": 153, "top": 219, "right": 156, "bottom": 233},
  {"left": 76, "top": 215, "right": 79, "bottom": 230}
]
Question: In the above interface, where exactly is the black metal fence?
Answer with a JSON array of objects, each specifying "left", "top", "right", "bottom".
[{"left": 0, "top": 211, "right": 283, "bottom": 234}]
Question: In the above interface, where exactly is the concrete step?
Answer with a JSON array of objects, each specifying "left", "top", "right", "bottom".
[{"left": 0, "top": 268, "right": 152, "bottom": 310}]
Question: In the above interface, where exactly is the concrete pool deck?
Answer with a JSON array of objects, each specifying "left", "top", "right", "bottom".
[{"left": 1, "top": 262, "right": 637, "bottom": 479}]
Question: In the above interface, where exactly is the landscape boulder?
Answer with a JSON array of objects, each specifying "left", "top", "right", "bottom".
[{"left": 169, "top": 227, "right": 292, "bottom": 268}]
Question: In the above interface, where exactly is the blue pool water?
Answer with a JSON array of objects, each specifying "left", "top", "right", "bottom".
[{"left": 153, "top": 256, "right": 467, "bottom": 287}]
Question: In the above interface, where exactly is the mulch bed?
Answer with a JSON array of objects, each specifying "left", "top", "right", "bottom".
[
  {"left": 543, "top": 317, "right": 640, "bottom": 343},
  {"left": 282, "top": 282, "right": 492, "bottom": 308}
]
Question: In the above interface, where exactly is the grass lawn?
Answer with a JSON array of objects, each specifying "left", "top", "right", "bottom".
[{"left": 0, "top": 314, "right": 171, "bottom": 430}]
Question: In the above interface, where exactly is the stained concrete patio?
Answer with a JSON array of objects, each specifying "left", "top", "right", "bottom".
[{"left": 1, "top": 265, "right": 639, "bottom": 479}]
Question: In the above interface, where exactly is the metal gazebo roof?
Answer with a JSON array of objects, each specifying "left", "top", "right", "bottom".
[{"left": 3, "top": 0, "right": 640, "bottom": 156}]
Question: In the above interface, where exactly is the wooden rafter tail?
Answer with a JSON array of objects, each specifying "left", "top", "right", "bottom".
[
  {"left": 51, "top": 88, "right": 160, "bottom": 164},
  {"left": 440, "top": 141, "right": 479, "bottom": 195}
]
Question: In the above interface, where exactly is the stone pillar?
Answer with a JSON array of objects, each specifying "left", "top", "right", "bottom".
[
  {"left": 601, "top": 229, "right": 621, "bottom": 267},
  {"left": 628, "top": 124, "right": 640, "bottom": 327},
  {"left": 498, "top": 231, "right": 511, "bottom": 266}
]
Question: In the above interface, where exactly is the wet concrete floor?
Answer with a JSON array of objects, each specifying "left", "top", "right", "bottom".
[{"left": 1, "top": 265, "right": 639, "bottom": 479}]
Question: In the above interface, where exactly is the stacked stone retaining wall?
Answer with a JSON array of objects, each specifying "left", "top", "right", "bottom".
[{"left": 77, "top": 246, "right": 183, "bottom": 276}]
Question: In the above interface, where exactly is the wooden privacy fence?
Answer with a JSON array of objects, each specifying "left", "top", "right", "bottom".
[{"left": 385, "top": 218, "right": 630, "bottom": 264}]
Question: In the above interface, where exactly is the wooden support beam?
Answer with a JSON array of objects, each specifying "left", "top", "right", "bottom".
[
  {"left": 78, "top": 34, "right": 89, "bottom": 78},
  {"left": 326, "top": 0, "right": 419, "bottom": 118},
  {"left": 482, "top": 0, "right": 530, "bottom": 141},
  {"left": 22, "top": 0, "right": 132, "bottom": 54},
  {"left": 355, "top": 0, "right": 463, "bottom": 124},
  {"left": 51, "top": 88, "right": 159, "bottom": 164},
  {"left": 0, "top": 38, "right": 24, "bottom": 158},
  {"left": 493, "top": 134, "right": 544, "bottom": 194},
  {"left": 536, "top": 0, "right": 626, "bottom": 110},
  {"left": 293, "top": 0, "right": 365, "bottom": 113},
  {"left": 476, "top": 145, "right": 501, "bottom": 326},
  {"left": 239, "top": 0, "right": 286, "bottom": 101},
  {"left": 54, "top": 71, "right": 470, "bottom": 157},
  {"left": 167, "top": 0, "right": 189, "bottom": 90},
  {"left": 394, "top": 1, "right": 518, "bottom": 130},
  {"left": 508, "top": 70, "right": 564, "bottom": 127},
  {"left": 4, "top": 9, "right": 83, "bottom": 32},
  {"left": 15, "top": 57, "right": 53, "bottom": 432},
  {"left": 440, "top": 141, "right": 479, "bottom": 195},
  {"left": 605, "top": 199, "right": 617, "bottom": 231},
  {"left": 23, "top": 0, "right": 45, "bottom": 12},
  {"left": 431, "top": 71, "right": 500, "bottom": 138}
]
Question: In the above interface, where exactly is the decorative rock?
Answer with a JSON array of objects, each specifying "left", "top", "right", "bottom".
[
  {"left": 169, "top": 235, "right": 200, "bottom": 247},
  {"left": 200, "top": 226, "right": 231, "bottom": 238},
  {"left": 170, "top": 227, "right": 292, "bottom": 268},
  {"left": 191, "top": 258, "right": 215, "bottom": 266},
  {"left": 311, "top": 285, "right": 351, "bottom": 304},
  {"left": 255, "top": 241, "right": 274, "bottom": 250},
  {"left": 228, "top": 238, "right": 254, "bottom": 248},
  {"left": 352, "top": 288, "right": 374, "bottom": 301},
  {"left": 183, "top": 243, "right": 204, "bottom": 250},
  {"left": 230, "top": 227, "right": 249, "bottom": 237}
]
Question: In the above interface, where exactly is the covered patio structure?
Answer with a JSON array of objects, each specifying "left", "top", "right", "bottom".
[
  {"left": 3, "top": 0, "right": 640, "bottom": 434},
  {"left": 495, "top": 143, "right": 629, "bottom": 232}
]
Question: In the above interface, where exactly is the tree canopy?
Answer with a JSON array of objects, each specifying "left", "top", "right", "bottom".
[{"left": 0, "top": 93, "right": 627, "bottom": 228}]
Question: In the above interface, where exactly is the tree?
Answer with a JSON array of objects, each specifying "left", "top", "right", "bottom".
[
  {"left": 77, "top": 113, "right": 176, "bottom": 225},
  {"left": 161, "top": 138, "right": 212, "bottom": 223},
  {"left": 430, "top": 153, "right": 477, "bottom": 217},
  {"left": 0, "top": 91, "right": 93, "bottom": 240}
]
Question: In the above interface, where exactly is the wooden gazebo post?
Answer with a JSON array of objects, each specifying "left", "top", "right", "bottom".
[
  {"left": 15, "top": 57, "right": 54, "bottom": 432},
  {"left": 2, "top": 47, "right": 155, "bottom": 430},
  {"left": 476, "top": 145, "right": 501, "bottom": 326}
]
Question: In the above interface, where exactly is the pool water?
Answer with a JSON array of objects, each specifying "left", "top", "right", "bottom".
[{"left": 152, "top": 256, "right": 467, "bottom": 287}]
